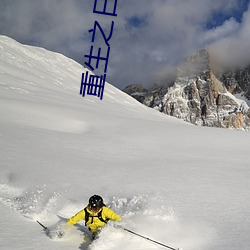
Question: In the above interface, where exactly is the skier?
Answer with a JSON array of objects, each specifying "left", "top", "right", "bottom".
[{"left": 66, "top": 194, "right": 122, "bottom": 239}]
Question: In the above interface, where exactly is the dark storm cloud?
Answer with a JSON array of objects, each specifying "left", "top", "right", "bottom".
[{"left": 0, "top": 0, "right": 249, "bottom": 89}]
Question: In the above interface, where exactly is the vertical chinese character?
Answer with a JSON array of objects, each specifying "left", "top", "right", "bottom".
[
  {"left": 89, "top": 21, "right": 114, "bottom": 47},
  {"left": 93, "top": 0, "right": 118, "bottom": 16},
  {"left": 80, "top": 0, "right": 118, "bottom": 100},
  {"left": 80, "top": 71, "right": 106, "bottom": 100},
  {"left": 84, "top": 45, "right": 110, "bottom": 73}
]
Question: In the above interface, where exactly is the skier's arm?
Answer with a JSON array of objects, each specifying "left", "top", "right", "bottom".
[
  {"left": 67, "top": 209, "right": 85, "bottom": 225},
  {"left": 104, "top": 207, "right": 122, "bottom": 222}
]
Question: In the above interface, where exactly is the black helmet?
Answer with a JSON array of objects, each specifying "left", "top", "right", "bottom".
[{"left": 89, "top": 195, "right": 104, "bottom": 210}]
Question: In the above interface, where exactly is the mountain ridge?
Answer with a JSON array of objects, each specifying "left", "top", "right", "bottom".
[{"left": 123, "top": 49, "right": 250, "bottom": 130}]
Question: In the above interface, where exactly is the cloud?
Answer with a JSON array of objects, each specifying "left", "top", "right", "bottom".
[
  {"left": 0, "top": 0, "right": 249, "bottom": 89},
  {"left": 209, "top": 4, "right": 250, "bottom": 68},
  {"left": 200, "top": 18, "right": 240, "bottom": 45}
]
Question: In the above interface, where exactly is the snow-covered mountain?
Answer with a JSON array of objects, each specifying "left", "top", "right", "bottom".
[
  {"left": 217, "top": 65, "right": 250, "bottom": 100},
  {"left": 1, "top": 36, "right": 250, "bottom": 250},
  {"left": 124, "top": 49, "right": 250, "bottom": 130}
]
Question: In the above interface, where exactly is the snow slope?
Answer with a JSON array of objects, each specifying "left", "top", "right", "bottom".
[{"left": 0, "top": 35, "right": 250, "bottom": 250}]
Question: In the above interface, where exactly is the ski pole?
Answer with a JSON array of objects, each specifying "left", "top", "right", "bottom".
[
  {"left": 37, "top": 220, "right": 48, "bottom": 231},
  {"left": 122, "top": 227, "right": 180, "bottom": 250}
]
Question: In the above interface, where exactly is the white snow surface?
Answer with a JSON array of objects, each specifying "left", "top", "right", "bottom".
[{"left": 0, "top": 35, "right": 250, "bottom": 250}]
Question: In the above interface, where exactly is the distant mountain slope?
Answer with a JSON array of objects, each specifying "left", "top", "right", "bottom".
[{"left": 0, "top": 35, "right": 146, "bottom": 110}]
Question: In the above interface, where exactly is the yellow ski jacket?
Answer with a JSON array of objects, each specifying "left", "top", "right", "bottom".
[{"left": 67, "top": 206, "right": 121, "bottom": 233}]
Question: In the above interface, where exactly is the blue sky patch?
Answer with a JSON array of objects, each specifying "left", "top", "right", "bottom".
[
  {"left": 206, "top": 0, "right": 249, "bottom": 29},
  {"left": 127, "top": 15, "right": 147, "bottom": 28}
]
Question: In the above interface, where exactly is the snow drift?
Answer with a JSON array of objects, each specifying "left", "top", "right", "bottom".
[{"left": 0, "top": 36, "right": 250, "bottom": 250}]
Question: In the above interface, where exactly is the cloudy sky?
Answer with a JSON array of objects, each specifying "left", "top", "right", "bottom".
[{"left": 0, "top": 0, "right": 249, "bottom": 89}]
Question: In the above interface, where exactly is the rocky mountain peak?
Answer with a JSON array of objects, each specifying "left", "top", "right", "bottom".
[
  {"left": 177, "top": 49, "right": 210, "bottom": 78},
  {"left": 123, "top": 49, "right": 250, "bottom": 130}
]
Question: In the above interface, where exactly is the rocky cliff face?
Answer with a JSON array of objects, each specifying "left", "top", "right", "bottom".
[
  {"left": 217, "top": 66, "right": 250, "bottom": 99},
  {"left": 123, "top": 49, "right": 250, "bottom": 130}
]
